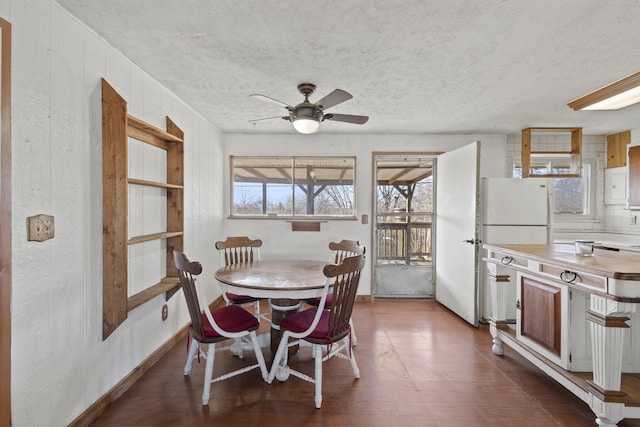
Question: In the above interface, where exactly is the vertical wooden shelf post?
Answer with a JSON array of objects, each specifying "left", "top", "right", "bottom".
[{"left": 102, "top": 79, "right": 128, "bottom": 340}]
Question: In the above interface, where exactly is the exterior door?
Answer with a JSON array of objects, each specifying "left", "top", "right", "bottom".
[
  {"left": 373, "top": 155, "right": 435, "bottom": 298},
  {"left": 435, "top": 141, "right": 480, "bottom": 326}
]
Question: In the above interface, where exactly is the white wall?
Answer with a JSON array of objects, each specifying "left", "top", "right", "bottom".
[
  {"left": 222, "top": 133, "right": 506, "bottom": 296},
  {"left": 6, "top": 1, "right": 224, "bottom": 425}
]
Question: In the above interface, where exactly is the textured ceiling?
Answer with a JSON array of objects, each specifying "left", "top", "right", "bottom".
[{"left": 55, "top": 0, "right": 640, "bottom": 135}]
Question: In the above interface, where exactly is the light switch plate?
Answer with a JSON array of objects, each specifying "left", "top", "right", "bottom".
[{"left": 27, "top": 214, "right": 54, "bottom": 242}]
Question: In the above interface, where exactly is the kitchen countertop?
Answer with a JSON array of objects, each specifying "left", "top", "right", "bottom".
[
  {"left": 552, "top": 231, "right": 640, "bottom": 253},
  {"left": 484, "top": 243, "right": 640, "bottom": 281}
]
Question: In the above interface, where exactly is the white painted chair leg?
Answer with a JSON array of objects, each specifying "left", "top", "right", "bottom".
[
  {"left": 349, "top": 318, "right": 357, "bottom": 346},
  {"left": 249, "top": 331, "right": 269, "bottom": 381},
  {"left": 314, "top": 344, "right": 323, "bottom": 409},
  {"left": 346, "top": 337, "right": 360, "bottom": 378},
  {"left": 202, "top": 343, "right": 216, "bottom": 405},
  {"left": 184, "top": 338, "right": 199, "bottom": 376}
]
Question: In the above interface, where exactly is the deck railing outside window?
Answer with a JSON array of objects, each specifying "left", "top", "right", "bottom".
[{"left": 376, "top": 220, "right": 432, "bottom": 266}]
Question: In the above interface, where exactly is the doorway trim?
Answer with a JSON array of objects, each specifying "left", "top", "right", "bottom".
[
  {"left": 0, "top": 16, "right": 12, "bottom": 426},
  {"left": 370, "top": 151, "right": 441, "bottom": 299}
]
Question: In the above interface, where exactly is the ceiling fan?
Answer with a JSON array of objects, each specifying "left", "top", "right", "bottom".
[{"left": 249, "top": 83, "right": 369, "bottom": 134}]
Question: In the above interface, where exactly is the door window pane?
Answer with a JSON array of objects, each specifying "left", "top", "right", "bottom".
[{"left": 375, "top": 157, "right": 434, "bottom": 266}]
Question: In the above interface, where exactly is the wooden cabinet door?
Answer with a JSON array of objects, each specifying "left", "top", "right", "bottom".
[
  {"left": 629, "top": 146, "right": 640, "bottom": 209},
  {"left": 520, "top": 276, "right": 562, "bottom": 356}
]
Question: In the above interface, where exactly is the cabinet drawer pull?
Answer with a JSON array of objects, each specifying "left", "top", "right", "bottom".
[
  {"left": 560, "top": 270, "right": 578, "bottom": 283},
  {"left": 501, "top": 256, "right": 514, "bottom": 265}
]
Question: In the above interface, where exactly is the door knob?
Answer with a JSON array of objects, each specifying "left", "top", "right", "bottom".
[{"left": 463, "top": 239, "right": 476, "bottom": 245}]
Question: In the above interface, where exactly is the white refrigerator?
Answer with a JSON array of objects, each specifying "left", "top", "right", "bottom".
[{"left": 480, "top": 178, "right": 550, "bottom": 321}]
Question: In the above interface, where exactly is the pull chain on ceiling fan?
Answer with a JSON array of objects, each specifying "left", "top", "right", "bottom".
[{"left": 249, "top": 83, "right": 369, "bottom": 134}]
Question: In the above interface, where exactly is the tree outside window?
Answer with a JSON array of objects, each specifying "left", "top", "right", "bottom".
[{"left": 231, "top": 156, "right": 356, "bottom": 218}]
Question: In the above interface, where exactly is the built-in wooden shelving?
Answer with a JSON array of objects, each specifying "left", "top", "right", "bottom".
[
  {"left": 102, "top": 78, "right": 184, "bottom": 340},
  {"left": 521, "top": 127, "right": 582, "bottom": 178}
]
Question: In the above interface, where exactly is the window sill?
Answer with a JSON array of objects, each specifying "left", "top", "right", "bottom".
[{"left": 227, "top": 215, "right": 357, "bottom": 221}]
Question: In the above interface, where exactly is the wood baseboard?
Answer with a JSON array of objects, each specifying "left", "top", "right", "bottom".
[{"left": 69, "top": 295, "right": 225, "bottom": 427}]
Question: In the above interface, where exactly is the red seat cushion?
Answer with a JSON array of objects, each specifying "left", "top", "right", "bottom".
[
  {"left": 200, "top": 304, "right": 259, "bottom": 338},
  {"left": 226, "top": 292, "right": 260, "bottom": 305},
  {"left": 305, "top": 294, "right": 333, "bottom": 308},
  {"left": 280, "top": 307, "right": 338, "bottom": 341}
]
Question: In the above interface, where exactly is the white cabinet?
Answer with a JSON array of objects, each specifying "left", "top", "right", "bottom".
[{"left": 604, "top": 166, "right": 627, "bottom": 205}]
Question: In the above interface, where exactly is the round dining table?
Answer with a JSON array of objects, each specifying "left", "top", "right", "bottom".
[{"left": 214, "top": 259, "right": 328, "bottom": 354}]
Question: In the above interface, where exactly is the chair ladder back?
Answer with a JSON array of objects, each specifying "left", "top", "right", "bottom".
[
  {"left": 174, "top": 251, "right": 205, "bottom": 337},
  {"left": 215, "top": 236, "right": 262, "bottom": 266},
  {"left": 328, "top": 239, "right": 365, "bottom": 264},
  {"left": 323, "top": 254, "right": 365, "bottom": 338}
]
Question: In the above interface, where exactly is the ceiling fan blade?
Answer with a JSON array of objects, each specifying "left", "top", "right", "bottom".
[
  {"left": 248, "top": 116, "right": 290, "bottom": 123},
  {"left": 323, "top": 113, "right": 369, "bottom": 125},
  {"left": 249, "top": 94, "right": 292, "bottom": 109},
  {"left": 315, "top": 89, "right": 353, "bottom": 110}
]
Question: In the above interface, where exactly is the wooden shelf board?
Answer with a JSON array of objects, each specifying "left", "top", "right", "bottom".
[
  {"left": 530, "top": 151, "right": 577, "bottom": 155},
  {"left": 524, "top": 174, "right": 581, "bottom": 179},
  {"left": 128, "top": 231, "right": 183, "bottom": 245},
  {"left": 127, "top": 114, "right": 183, "bottom": 143},
  {"left": 128, "top": 277, "right": 180, "bottom": 311},
  {"left": 523, "top": 127, "right": 582, "bottom": 133},
  {"left": 128, "top": 178, "right": 183, "bottom": 189}
]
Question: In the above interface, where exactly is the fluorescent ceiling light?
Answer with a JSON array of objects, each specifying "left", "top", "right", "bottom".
[{"left": 568, "top": 71, "right": 640, "bottom": 111}]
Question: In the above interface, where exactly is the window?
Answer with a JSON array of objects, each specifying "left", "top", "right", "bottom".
[
  {"left": 230, "top": 156, "right": 356, "bottom": 218},
  {"left": 552, "top": 161, "right": 592, "bottom": 217},
  {"left": 513, "top": 159, "right": 594, "bottom": 218}
]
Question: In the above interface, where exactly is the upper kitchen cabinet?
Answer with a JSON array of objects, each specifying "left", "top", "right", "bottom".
[
  {"left": 607, "top": 130, "right": 631, "bottom": 168},
  {"left": 521, "top": 127, "right": 582, "bottom": 178},
  {"left": 629, "top": 145, "right": 640, "bottom": 209}
]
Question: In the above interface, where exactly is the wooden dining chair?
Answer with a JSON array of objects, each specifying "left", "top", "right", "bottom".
[
  {"left": 174, "top": 250, "right": 268, "bottom": 406},
  {"left": 215, "top": 236, "right": 271, "bottom": 324},
  {"left": 267, "top": 253, "right": 366, "bottom": 408},
  {"left": 304, "top": 239, "right": 365, "bottom": 345}
]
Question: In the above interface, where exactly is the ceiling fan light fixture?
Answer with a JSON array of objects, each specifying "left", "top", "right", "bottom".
[
  {"left": 292, "top": 117, "right": 320, "bottom": 134},
  {"left": 568, "top": 70, "right": 640, "bottom": 111}
]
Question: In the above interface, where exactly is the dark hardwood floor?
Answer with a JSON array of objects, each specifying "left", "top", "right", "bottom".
[{"left": 90, "top": 300, "right": 640, "bottom": 426}]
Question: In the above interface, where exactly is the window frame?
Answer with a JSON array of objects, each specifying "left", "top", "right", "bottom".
[
  {"left": 513, "top": 157, "right": 596, "bottom": 221},
  {"left": 551, "top": 159, "right": 595, "bottom": 221},
  {"left": 229, "top": 155, "right": 358, "bottom": 220}
]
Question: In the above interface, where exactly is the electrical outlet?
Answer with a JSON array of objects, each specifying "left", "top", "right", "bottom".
[{"left": 27, "top": 214, "right": 54, "bottom": 242}]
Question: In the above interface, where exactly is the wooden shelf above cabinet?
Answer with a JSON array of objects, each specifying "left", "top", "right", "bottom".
[{"left": 521, "top": 127, "right": 582, "bottom": 178}]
